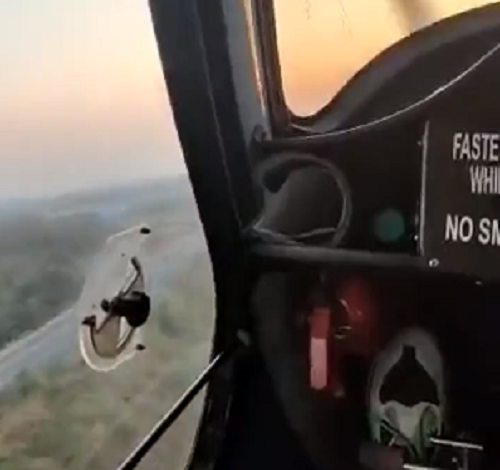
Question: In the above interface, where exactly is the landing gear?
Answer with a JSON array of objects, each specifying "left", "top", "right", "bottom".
[{"left": 77, "top": 224, "right": 152, "bottom": 372}]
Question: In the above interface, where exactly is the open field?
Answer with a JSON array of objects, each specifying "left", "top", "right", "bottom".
[{"left": 0, "top": 177, "right": 215, "bottom": 469}]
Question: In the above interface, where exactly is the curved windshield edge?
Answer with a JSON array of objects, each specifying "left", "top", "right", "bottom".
[{"left": 272, "top": 0, "right": 496, "bottom": 118}]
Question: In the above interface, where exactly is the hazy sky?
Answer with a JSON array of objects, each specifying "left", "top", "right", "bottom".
[
  {"left": 1, "top": 0, "right": 184, "bottom": 199},
  {"left": 0, "top": 0, "right": 491, "bottom": 198}
]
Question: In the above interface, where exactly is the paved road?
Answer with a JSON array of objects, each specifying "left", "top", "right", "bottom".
[{"left": 0, "top": 228, "right": 207, "bottom": 390}]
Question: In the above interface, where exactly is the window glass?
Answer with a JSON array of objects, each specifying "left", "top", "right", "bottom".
[
  {"left": 0, "top": 1, "right": 214, "bottom": 468},
  {"left": 273, "top": 0, "right": 496, "bottom": 116}
]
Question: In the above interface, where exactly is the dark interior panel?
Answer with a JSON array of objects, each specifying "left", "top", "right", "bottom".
[
  {"left": 237, "top": 5, "right": 500, "bottom": 470},
  {"left": 308, "top": 3, "right": 500, "bottom": 131}
]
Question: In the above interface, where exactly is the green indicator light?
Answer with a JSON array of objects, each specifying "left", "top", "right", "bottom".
[{"left": 373, "top": 208, "right": 405, "bottom": 243}]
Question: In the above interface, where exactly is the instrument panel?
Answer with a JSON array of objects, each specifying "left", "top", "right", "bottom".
[
  {"left": 251, "top": 5, "right": 500, "bottom": 470},
  {"left": 253, "top": 267, "right": 500, "bottom": 470},
  {"left": 296, "top": 3, "right": 500, "bottom": 283}
]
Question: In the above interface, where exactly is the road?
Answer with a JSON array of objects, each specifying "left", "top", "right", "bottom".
[{"left": 0, "top": 228, "right": 207, "bottom": 390}]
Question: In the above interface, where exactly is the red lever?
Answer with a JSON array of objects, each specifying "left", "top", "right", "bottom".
[
  {"left": 308, "top": 276, "right": 380, "bottom": 396},
  {"left": 309, "top": 305, "right": 331, "bottom": 391}
]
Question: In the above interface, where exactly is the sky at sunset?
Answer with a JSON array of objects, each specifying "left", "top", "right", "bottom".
[
  {"left": 1, "top": 0, "right": 183, "bottom": 199},
  {"left": 0, "top": 0, "right": 494, "bottom": 199},
  {"left": 274, "top": 0, "right": 495, "bottom": 116}
]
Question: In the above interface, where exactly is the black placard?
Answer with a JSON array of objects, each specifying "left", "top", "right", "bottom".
[{"left": 421, "top": 117, "right": 500, "bottom": 280}]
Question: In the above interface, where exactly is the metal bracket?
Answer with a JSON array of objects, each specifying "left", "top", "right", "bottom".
[{"left": 402, "top": 437, "right": 484, "bottom": 470}]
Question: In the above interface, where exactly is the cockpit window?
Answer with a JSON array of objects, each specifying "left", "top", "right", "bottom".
[
  {"left": 0, "top": 1, "right": 214, "bottom": 468},
  {"left": 273, "top": 0, "right": 497, "bottom": 116}
]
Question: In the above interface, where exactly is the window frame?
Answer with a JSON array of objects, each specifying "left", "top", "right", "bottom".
[
  {"left": 251, "top": 0, "right": 500, "bottom": 139},
  {"left": 148, "top": 0, "right": 260, "bottom": 468}
]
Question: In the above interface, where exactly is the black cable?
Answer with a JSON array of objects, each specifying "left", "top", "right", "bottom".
[
  {"left": 248, "top": 153, "right": 353, "bottom": 247},
  {"left": 116, "top": 346, "right": 238, "bottom": 470},
  {"left": 260, "top": 40, "right": 500, "bottom": 150}
]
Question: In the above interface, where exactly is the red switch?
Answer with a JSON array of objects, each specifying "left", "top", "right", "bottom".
[{"left": 309, "top": 305, "right": 331, "bottom": 391}]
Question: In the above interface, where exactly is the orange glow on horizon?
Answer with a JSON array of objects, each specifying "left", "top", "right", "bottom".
[
  {"left": 2, "top": 0, "right": 497, "bottom": 199},
  {"left": 273, "top": 0, "right": 497, "bottom": 116},
  {"left": 0, "top": 0, "right": 185, "bottom": 198},
  {"left": 2, "top": 0, "right": 167, "bottom": 133}
]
